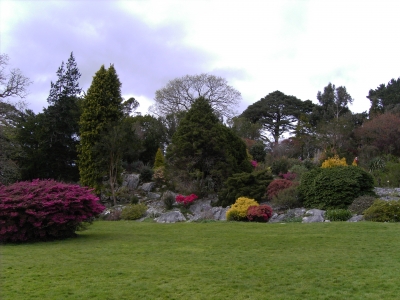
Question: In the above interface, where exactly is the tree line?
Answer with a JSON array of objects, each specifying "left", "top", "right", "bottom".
[{"left": 1, "top": 52, "right": 400, "bottom": 196}]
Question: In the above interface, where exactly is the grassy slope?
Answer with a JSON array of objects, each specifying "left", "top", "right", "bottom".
[{"left": 1, "top": 221, "right": 400, "bottom": 300}]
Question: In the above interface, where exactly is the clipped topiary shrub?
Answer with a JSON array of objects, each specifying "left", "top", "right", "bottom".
[
  {"left": 348, "top": 195, "right": 377, "bottom": 215},
  {"left": 247, "top": 205, "right": 273, "bottom": 222},
  {"left": 226, "top": 197, "right": 259, "bottom": 221},
  {"left": 267, "top": 179, "right": 295, "bottom": 200},
  {"left": 0, "top": 179, "right": 105, "bottom": 243},
  {"left": 121, "top": 203, "right": 148, "bottom": 220},
  {"left": 217, "top": 169, "right": 273, "bottom": 207},
  {"left": 271, "top": 185, "right": 302, "bottom": 209},
  {"left": 298, "top": 166, "right": 375, "bottom": 209},
  {"left": 325, "top": 209, "right": 353, "bottom": 221},
  {"left": 363, "top": 200, "right": 400, "bottom": 222}
]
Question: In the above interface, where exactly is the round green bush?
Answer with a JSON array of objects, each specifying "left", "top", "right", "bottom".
[
  {"left": 140, "top": 165, "right": 154, "bottom": 182},
  {"left": 217, "top": 169, "right": 273, "bottom": 207},
  {"left": 325, "top": 209, "right": 353, "bottom": 221},
  {"left": 364, "top": 199, "right": 400, "bottom": 222},
  {"left": 121, "top": 203, "right": 148, "bottom": 220},
  {"left": 348, "top": 195, "right": 377, "bottom": 215},
  {"left": 271, "top": 185, "right": 302, "bottom": 209},
  {"left": 298, "top": 166, "right": 375, "bottom": 209}
]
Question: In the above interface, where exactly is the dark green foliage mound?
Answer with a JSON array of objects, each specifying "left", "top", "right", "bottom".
[
  {"left": 271, "top": 158, "right": 290, "bottom": 175},
  {"left": 121, "top": 203, "right": 147, "bottom": 220},
  {"left": 325, "top": 209, "right": 353, "bottom": 221},
  {"left": 363, "top": 200, "right": 400, "bottom": 222},
  {"left": 271, "top": 185, "right": 302, "bottom": 209},
  {"left": 217, "top": 169, "right": 273, "bottom": 207},
  {"left": 348, "top": 195, "right": 377, "bottom": 215},
  {"left": 166, "top": 97, "right": 252, "bottom": 196},
  {"left": 298, "top": 166, "right": 375, "bottom": 209}
]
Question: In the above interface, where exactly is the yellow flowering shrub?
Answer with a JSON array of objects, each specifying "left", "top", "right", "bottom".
[
  {"left": 321, "top": 155, "right": 347, "bottom": 168},
  {"left": 226, "top": 197, "right": 259, "bottom": 221}
]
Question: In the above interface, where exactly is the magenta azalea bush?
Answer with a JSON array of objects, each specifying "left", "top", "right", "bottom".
[
  {"left": 175, "top": 194, "right": 198, "bottom": 206},
  {"left": 247, "top": 205, "right": 273, "bottom": 222},
  {"left": 0, "top": 179, "right": 105, "bottom": 243}
]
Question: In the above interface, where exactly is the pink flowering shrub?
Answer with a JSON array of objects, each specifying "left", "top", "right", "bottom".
[
  {"left": 175, "top": 194, "right": 198, "bottom": 206},
  {"left": 251, "top": 160, "right": 258, "bottom": 168},
  {"left": 0, "top": 179, "right": 105, "bottom": 243},
  {"left": 267, "top": 179, "right": 295, "bottom": 200},
  {"left": 247, "top": 205, "right": 273, "bottom": 222},
  {"left": 279, "top": 172, "right": 297, "bottom": 181}
]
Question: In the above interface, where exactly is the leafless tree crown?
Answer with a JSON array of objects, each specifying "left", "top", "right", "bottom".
[
  {"left": 0, "top": 54, "right": 32, "bottom": 100},
  {"left": 150, "top": 73, "right": 241, "bottom": 119}
]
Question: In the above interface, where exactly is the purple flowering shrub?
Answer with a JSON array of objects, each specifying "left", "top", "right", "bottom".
[
  {"left": 247, "top": 205, "right": 273, "bottom": 222},
  {"left": 0, "top": 179, "right": 105, "bottom": 243}
]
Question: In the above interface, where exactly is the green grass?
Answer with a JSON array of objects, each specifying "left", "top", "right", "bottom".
[{"left": 1, "top": 221, "right": 400, "bottom": 299}]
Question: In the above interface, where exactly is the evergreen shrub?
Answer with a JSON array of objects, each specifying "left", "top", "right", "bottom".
[
  {"left": 163, "top": 192, "right": 175, "bottom": 210},
  {"left": 271, "top": 158, "right": 290, "bottom": 175},
  {"left": 247, "top": 205, "right": 273, "bottom": 222},
  {"left": 348, "top": 195, "right": 377, "bottom": 215},
  {"left": 0, "top": 179, "right": 104, "bottom": 243},
  {"left": 217, "top": 169, "right": 273, "bottom": 207},
  {"left": 121, "top": 203, "right": 147, "bottom": 220},
  {"left": 271, "top": 185, "right": 302, "bottom": 209},
  {"left": 140, "top": 165, "right": 154, "bottom": 182},
  {"left": 226, "top": 197, "right": 259, "bottom": 221},
  {"left": 298, "top": 166, "right": 375, "bottom": 209},
  {"left": 325, "top": 209, "right": 353, "bottom": 221},
  {"left": 363, "top": 200, "right": 400, "bottom": 222},
  {"left": 267, "top": 179, "right": 295, "bottom": 200}
]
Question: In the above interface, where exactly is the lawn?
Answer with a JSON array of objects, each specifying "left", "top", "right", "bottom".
[{"left": 1, "top": 221, "right": 400, "bottom": 300}]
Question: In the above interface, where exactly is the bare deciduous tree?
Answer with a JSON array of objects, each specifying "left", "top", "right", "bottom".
[
  {"left": 150, "top": 73, "right": 241, "bottom": 119},
  {"left": 0, "top": 54, "right": 32, "bottom": 100}
]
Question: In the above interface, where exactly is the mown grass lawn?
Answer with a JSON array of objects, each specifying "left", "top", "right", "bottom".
[{"left": 1, "top": 221, "right": 400, "bottom": 300}]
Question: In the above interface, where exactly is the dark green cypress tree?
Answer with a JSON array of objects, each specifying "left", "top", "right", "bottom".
[
  {"left": 166, "top": 97, "right": 251, "bottom": 195},
  {"left": 78, "top": 64, "right": 124, "bottom": 191}
]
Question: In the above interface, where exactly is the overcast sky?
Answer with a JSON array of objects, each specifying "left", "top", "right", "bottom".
[{"left": 1, "top": 0, "right": 399, "bottom": 115}]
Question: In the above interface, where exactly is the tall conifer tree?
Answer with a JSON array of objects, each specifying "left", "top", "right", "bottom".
[{"left": 78, "top": 64, "right": 124, "bottom": 191}]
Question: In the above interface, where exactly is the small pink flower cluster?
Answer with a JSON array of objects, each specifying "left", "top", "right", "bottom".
[
  {"left": 175, "top": 194, "right": 198, "bottom": 206},
  {"left": 251, "top": 160, "right": 258, "bottom": 168}
]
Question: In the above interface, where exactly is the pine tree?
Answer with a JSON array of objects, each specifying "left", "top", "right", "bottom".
[
  {"left": 166, "top": 97, "right": 251, "bottom": 195},
  {"left": 17, "top": 52, "right": 82, "bottom": 181},
  {"left": 78, "top": 64, "right": 124, "bottom": 191},
  {"left": 154, "top": 148, "right": 165, "bottom": 169}
]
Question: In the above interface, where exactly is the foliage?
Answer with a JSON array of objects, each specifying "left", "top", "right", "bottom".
[
  {"left": 367, "top": 77, "right": 400, "bottom": 115},
  {"left": 154, "top": 148, "right": 165, "bottom": 169},
  {"left": 288, "top": 164, "right": 309, "bottom": 181},
  {"left": 368, "top": 157, "right": 386, "bottom": 172},
  {"left": 151, "top": 73, "right": 241, "bottom": 119},
  {"left": 279, "top": 172, "right": 297, "bottom": 181},
  {"left": 163, "top": 192, "right": 175, "bottom": 210},
  {"left": 121, "top": 203, "right": 147, "bottom": 220},
  {"left": 355, "top": 113, "right": 400, "bottom": 157},
  {"left": 325, "top": 209, "right": 353, "bottom": 221},
  {"left": 271, "top": 157, "right": 290, "bottom": 175},
  {"left": 348, "top": 195, "right": 377, "bottom": 215},
  {"left": 321, "top": 155, "right": 348, "bottom": 168},
  {"left": 298, "top": 166, "right": 375, "bottom": 209},
  {"left": 372, "top": 160, "right": 400, "bottom": 187},
  {"left": 78, "top": 64, "right": 124, "bottom": 192},
  {"left": 241, "top": 90, "right": 314, "bottom": 143},
  {"left": 175, "top": 194, "right": 198, "bottom": 207},
  {"left": 247, "top": 205, "right": 273, "bottom": 222},
  {"left": 267, "top": 179, "right": 295, "bottom": 200},
  {"left": 152, "top": 166, "right": 165, "bottom": 185},
  {"left": 125, "top": 115, "right": 166, "bottom": 165},
  {"left": 316, "top": 83, "right": 353, "bottom": 121},
  {"left": 364, "top": 199, "right": 400, "bottom": 222},
  {"left": 271, "top": 185, "right": 302, "bottom": 209},
  {"left": 226, "top": 197, "right": 259, "bottom": 221},
  {"left": 228, "top": 116, "right": 262, "bottom": 140},
  {"left": 249, "top": 141, "right": 267, "bottom": 162},
  {"left": 0, "top": 179, "right": 104, "bottom": 243},
  {"left": 140, "top": 164, "right": 154, "bottom": 182},
  {"left": 166, "top": 97, "right": 252, "bottom": 196},
  {"left": 217, "top": 169, "right": 273, "bottom": 207}
]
